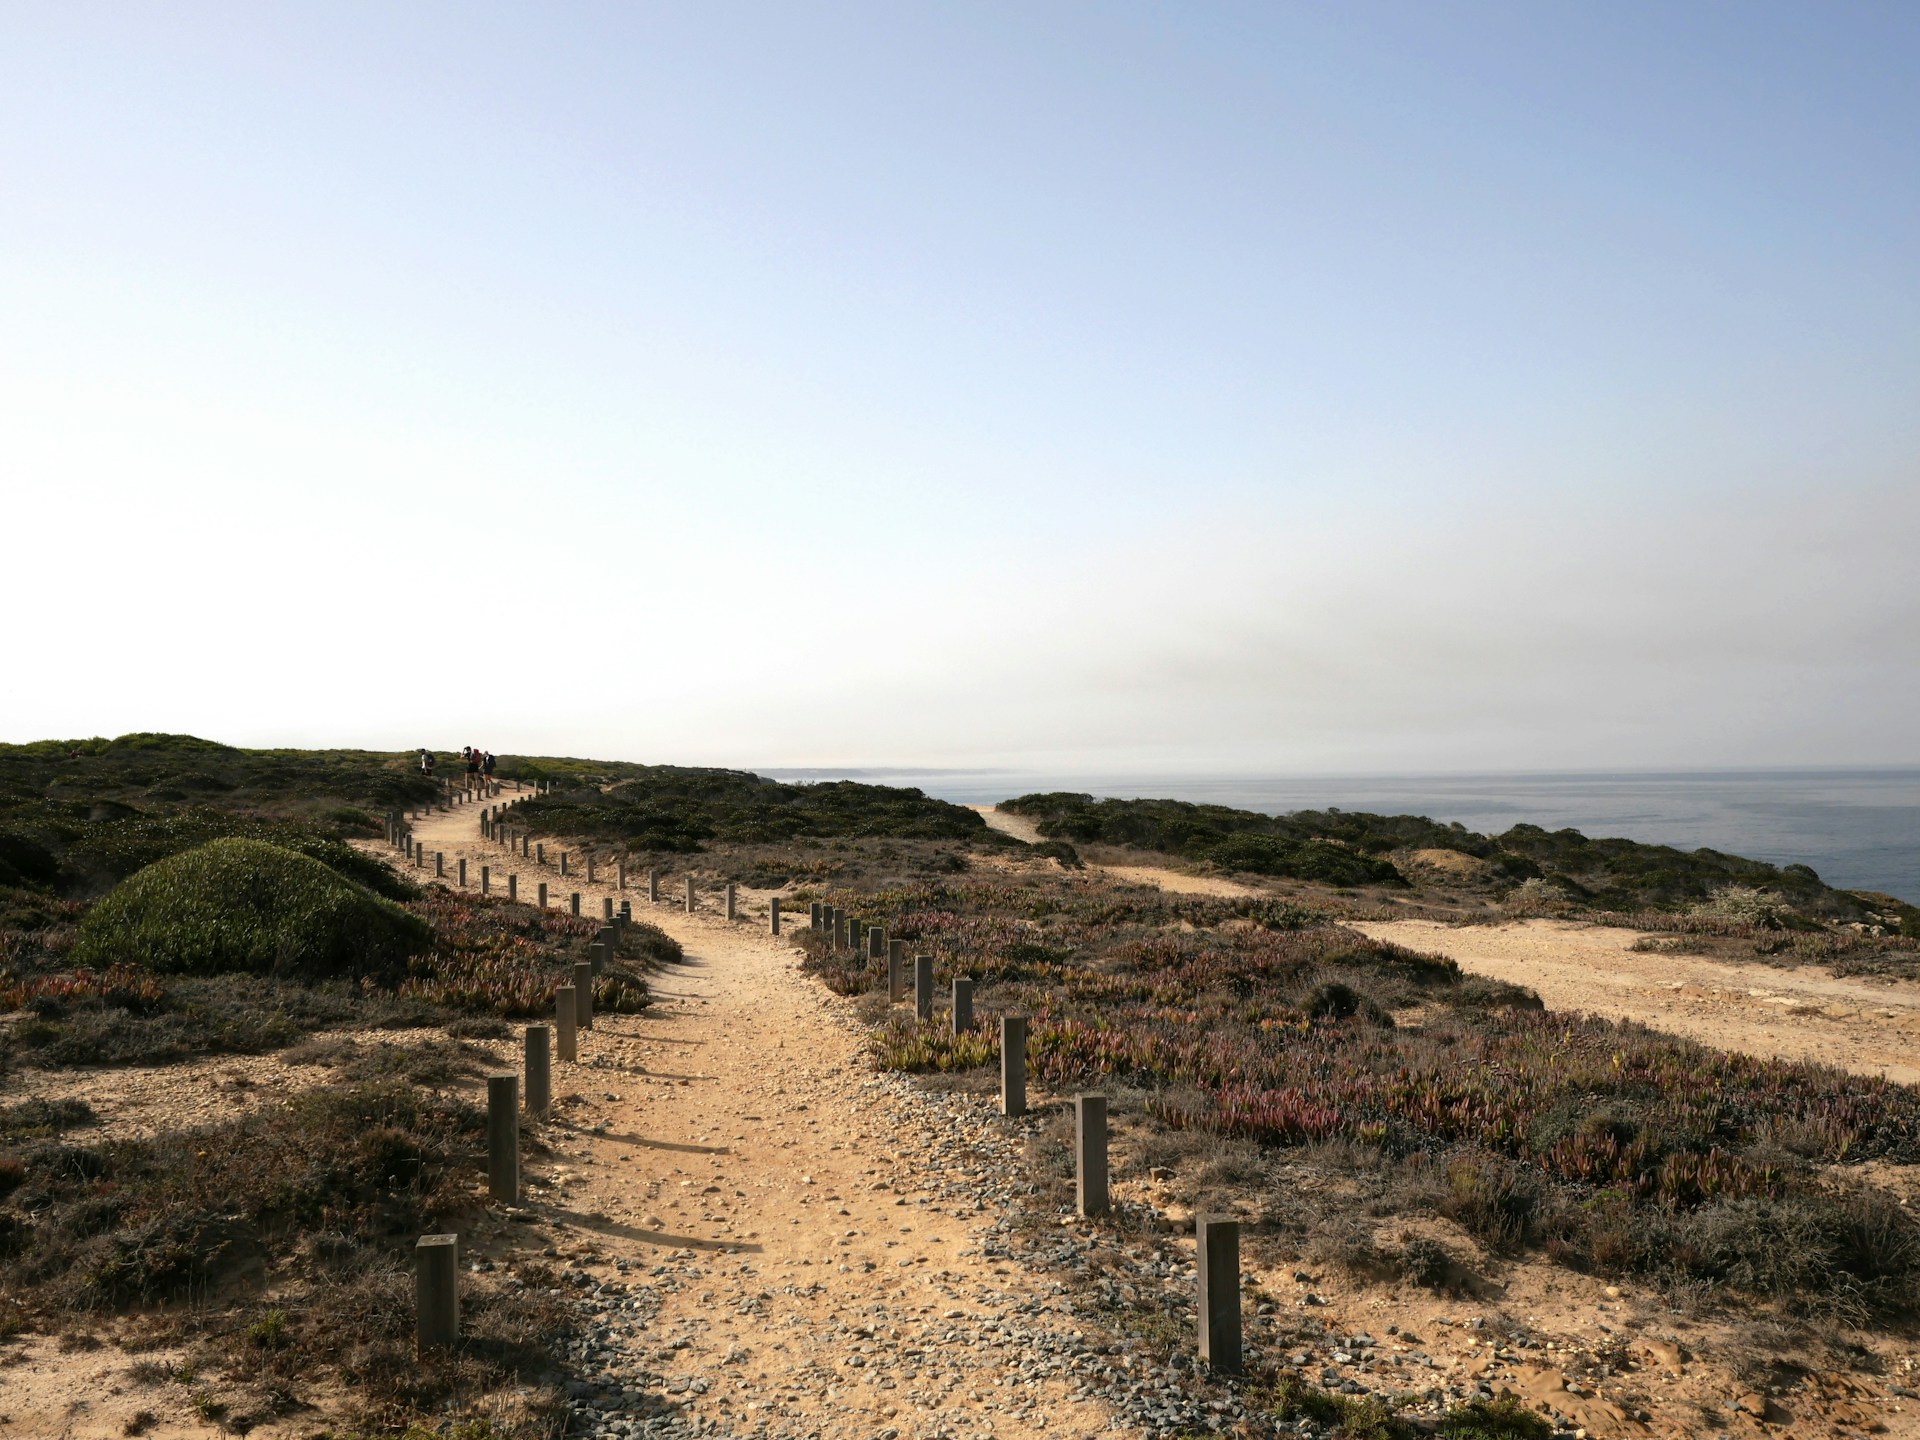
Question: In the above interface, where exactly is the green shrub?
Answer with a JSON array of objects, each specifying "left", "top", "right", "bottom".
[
  {"left": 70, "top": 839, "right": 429, "bottom": 980},
  {"left": 1439, "top": 1395, "right": 1552, "bottom": 1439}
]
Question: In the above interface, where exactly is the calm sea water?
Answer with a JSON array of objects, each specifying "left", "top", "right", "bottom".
[{"left": 759, "top": 767, "right": 1920, "bottom": 904}]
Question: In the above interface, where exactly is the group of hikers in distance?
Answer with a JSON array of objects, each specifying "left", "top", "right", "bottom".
[{"left": 418, "top": 746, "right": 495, "bottom": 784}]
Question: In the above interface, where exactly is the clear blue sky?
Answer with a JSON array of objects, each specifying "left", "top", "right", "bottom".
[{"left": 4, "top": 3, "right": 1916, "bottom": 771}]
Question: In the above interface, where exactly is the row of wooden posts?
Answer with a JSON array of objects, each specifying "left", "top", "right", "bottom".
[
  {"left": 802, "top": 906, "right": 1244, "bottom": 1371},
  {"left": 399, "top": 787, "right": 1243, "bottom": 1374}
]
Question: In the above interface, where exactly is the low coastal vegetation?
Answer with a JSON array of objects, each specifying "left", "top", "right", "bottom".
[
  {"left": 802, "top": 866, "right": 1920, "bottom": 1324},
  {"left": 0, "top": 734, "right": 680, "bottom": 1435},
  {"left": 5, "top": 733, "right": 1919, "bottom": 1435},
  {"left": 1004, "top": 790, "right": 1917, "bottom": 930},
  {"left": 494, "top": 764, "right": 995, "bottom": 852}
]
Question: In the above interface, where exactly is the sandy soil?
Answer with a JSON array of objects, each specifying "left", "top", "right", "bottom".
[
  {"left": 1354, "top": 918, "right": 1920, "bottom": 1085},
  {"left": 388, "top": 799, "right": 1112, "bottom": 1440},
  {"left": 972, "top": 806, "right": 1263, "bottom": 898}
]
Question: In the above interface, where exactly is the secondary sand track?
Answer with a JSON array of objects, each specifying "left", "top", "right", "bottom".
[{"left": 1354, "top": 918, "right": 1920, "bottom": 1086}]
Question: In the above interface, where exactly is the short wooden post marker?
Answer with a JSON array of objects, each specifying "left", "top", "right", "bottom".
[
  {"left": 486, "top": 1072, "right": 518, "bottom": 1203},
  {"left": 458, "top": 858, "right": 467, "bottom": 887},
  {"left": 415, "top": 1234, "right": 458, "bottom": 1351},
  {"left": 685, "top": 876, "right": 696, "bottom": 913},
  {"left": 1002, "top": 1016, "right": 1028, "bottom": 1117},
  {"left": 537, "top": 881, "right": 547, "bottom": 909},
  {"left": 1076, "top": 1093, "right": 1110, "bottom": 1217},
  {"left": 726, "top": 882, "right": 737, "bottom": 922},
  {"left": 569, "top": 891, "right": 580, "bottom": 916},
  {"left": 952, "top": 976, "right": 973, "bottom": 1034},
  {"left": 573, "top": 961, "right": 593, "bottom": 1030},
  {"left": 435, "top": 851, "right": 444, "bottom": 878},
  {"left": 887, "top": 940, "right": 906, "bottom": 1001},
  {"left": 809, "top": 901, "right": 822, "bottom": 931},
  {"left": 1197, "top": 1216, "right": 1243, "bottom": 1373},
  {"left": 770, "top": 897, "right": 782, "bottom": 936},
  {"left": 648, "top": 868, "right": 659, "bottom": 902},
  {"left": 555, "top": 986, "right": 577, "bottom": 1061},
  {"left": 524, "top": 1025, "right": 551, "bottom": 1114},
  {"left": 508, "top": 873, "right": 518, "bottom": 902},
  {"left": 914, "top": 955, "right": 934, "bottom": 1021},
  {"left": 481, "top": 865, "right": 490, "bottom": 895},
  {"left": 603, "top": 897, "right": 614, "bottom": 920}
]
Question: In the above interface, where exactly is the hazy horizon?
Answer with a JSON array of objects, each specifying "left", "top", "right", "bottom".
[{"left": 6, "top": 3, "right": 1916, "bottom": 773}]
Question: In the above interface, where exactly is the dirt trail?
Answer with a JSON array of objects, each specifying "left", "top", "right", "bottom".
[
  {"left": 1355, "top": 918, "right": 1920, "bottom": 1085},
  {"left": 971, "top": 806, "right": 1261, "bottom": 898},
  {"left": 401, "top": 797, "right": 1115, "bottom": 1440}
]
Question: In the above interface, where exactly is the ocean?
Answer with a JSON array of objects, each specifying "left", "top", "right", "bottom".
[{"left": 759, "top": 767, "right": 1920, "bottom": 903}]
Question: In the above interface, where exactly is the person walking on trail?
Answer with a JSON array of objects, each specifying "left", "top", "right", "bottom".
[
  {"left": 465, "top": 747, "right": 481, "bottom": 785},
  {"left": 420, "top": 748, "right": 435, "bottom": 778},
  {"left": 482, "top": 751, "right": 496, "bottom": 782}
]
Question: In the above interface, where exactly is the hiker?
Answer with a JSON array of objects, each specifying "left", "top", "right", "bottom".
[
  {"left": 482, "top": 751, "right": 496, "bottom": 783},
  {"left": 466, "top": 747, "right": 481, "bottom": 785},
  {"left": 420, "top": 748, "right": 435, "bottom": 777}
]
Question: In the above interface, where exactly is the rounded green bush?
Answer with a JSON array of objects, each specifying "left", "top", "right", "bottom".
[{"left": 71, "top": 838, "right": 429, "bottom": 979}]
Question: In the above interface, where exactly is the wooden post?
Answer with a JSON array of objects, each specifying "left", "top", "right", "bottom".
[
  {"left": 1002, "top": 1016, "right": 1028, "bottom": 1117},
  {"left": 726, "top": 882, "right": 736, "bottom": 922},
  {"left": 685, "top": 876, "right": 695, "bottom": 913},
  {"left": 809, "top": 901, "right": 822, "bottom": 931},
  {"left": 868, "top": 926, "right": 886, "bottom": 960},
  {"left": 603, "top": 896, "right": 614, "bottom": 920},
  {"left": 508, "top": 873, "right": 518, "bottom": 902},
  {"left": 887, "top": 940, "right": 906, "bottom": 1002},
  {"left": 648, "top": 867, "right": 659, "bottom": 902},
  {"left": 458, "top": 857, "right": 467, "bottom": 887},
  {"left": 481, "top": 865, "right": 490, "bottom": 895},
  {"left": 556, "top": 986, "right": 577, "bottom": 1061},
  {"left": 415, "top": 1234, "right": 458, "bottom": 1351},
  {"left": 573, "top": 961, "right": 593, "bottom": 1030},
  {"left": 525, "top": 1025, "right": 551, "bottom": 1114},
  {"left": 486, "top": 1072, "right": 518, "bottom": 1203},
  {"left": 952, "top": 976, "right": 973, "bottom": 1034},
  {"left": 560, "top": 852, "right": 569, "bottom": 877},
  {"left": 537, "top": 881, "right": 547, "bottom": 909},
  {"left": 617, "top": 858, "right": 627, "bottom": 890},
  {"left": 435, "top": 851, "right": 444, "bottom": 878},
  {"left": 536, "top": 843, "right": 545, "bottom": 866},
  {"left": 914, "top": 955, "right": 934, "bottom": 1021},
  {"left": 1198, "top": 1217, "right": 1243, "bottom": 1373},
  {"left": 1076, "top": 1094, "right": 1109, "bottom": 1217},
  {"left": 770, "top": 897, "right": 782, "bottom": 936},
  {"left": 569, "top": 891, "right": 580, "bottom": 916},
  {"left": 586, "top": 856, "right": 595, "bottom": 884}
]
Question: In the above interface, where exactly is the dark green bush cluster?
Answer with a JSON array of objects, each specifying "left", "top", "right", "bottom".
[
  {"left": 70, "top": 838, "right": 429, "bottom": 979},
  {"left": 1003, "top": 791, "right": 1900, "bottom": 917},
  {"left": 0, "top": 732, "right": 438, "bottom": 917},
  {"left": 506, "top": 766, "right": 991, "bottom": 851},
  {"left": 1002, "top": 793, "right": 1404, "bottom": 886}
]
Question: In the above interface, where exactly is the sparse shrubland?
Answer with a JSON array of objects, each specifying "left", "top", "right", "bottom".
[
  {"left": 804, "top": 865, "right": 1920, "bottom": 1318},
  {"left": 0, "top": 1080, "right": 570, "bottom": 1433}
]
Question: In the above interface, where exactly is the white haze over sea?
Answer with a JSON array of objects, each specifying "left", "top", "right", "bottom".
[{"left": 761, "top": 767, "right": 1920, "bottom": 904}]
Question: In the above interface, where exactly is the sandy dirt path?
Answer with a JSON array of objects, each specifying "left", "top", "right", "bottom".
[
  {"left": 1355, "top": 918, "right": 1920, "bottom": 1085},
  {"left": 402, "top": 797, "right": 1116, "bottom": 1440},
  {"left": 970, "top": 806, "right": 1261, "bottom": 899}
]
